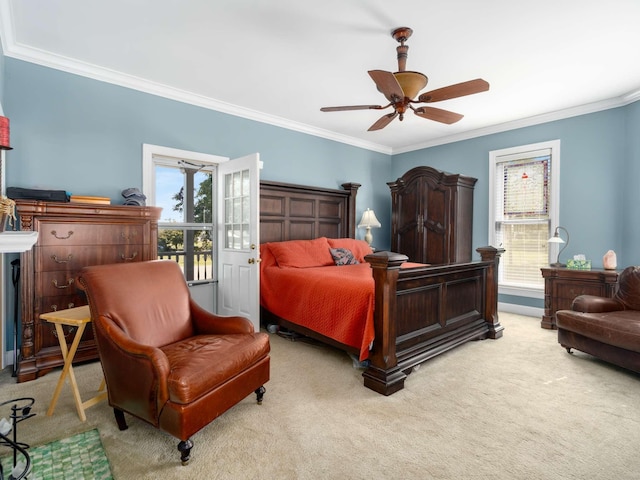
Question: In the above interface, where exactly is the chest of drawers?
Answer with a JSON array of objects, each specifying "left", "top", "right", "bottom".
[{"left": 15, "top": 200, "right": 161, "bottom": 382}]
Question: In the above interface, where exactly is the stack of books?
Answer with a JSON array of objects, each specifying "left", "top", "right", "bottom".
[{"left": 69, "top": 195, "right": 111, "bottom": 205}]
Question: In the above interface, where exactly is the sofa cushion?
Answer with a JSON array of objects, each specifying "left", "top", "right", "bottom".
[
  {"left": 615, "top": 266, "right": 640, "bottom": 310},
  {"left": 556, "top": 310, "right": 640, "bottom": 354},
  {"left": 161, "top": 332, "right": 270, "bottom": 404}
]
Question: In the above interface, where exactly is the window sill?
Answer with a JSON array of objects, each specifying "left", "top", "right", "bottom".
[{"left": 498, "top": 284, "right": 544, "bottom": 299}]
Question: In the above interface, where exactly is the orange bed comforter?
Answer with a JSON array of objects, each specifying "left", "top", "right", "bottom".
[{"left": 260, "top": 239, "right": 376, "bottom": 361}]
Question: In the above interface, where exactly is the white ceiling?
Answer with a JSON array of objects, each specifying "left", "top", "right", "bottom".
[{"left": 1, "top": 0, "right": 640, "bottom": 155}]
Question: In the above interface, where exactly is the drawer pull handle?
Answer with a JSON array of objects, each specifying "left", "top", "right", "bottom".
[
  {"left": 51, "top": 325, "right": 75, "bottom": 339},
  {"left": 51, "top": 230, "right": 74, "bottom": 240},
  {"left": 50, "top": 302, "right": 76, "bottom": 311},
  {"left": 121, "top": 251, "right": 138, "bottom": 261},
  {"left": 52, "top": 278, "right": 74, "bottom": 289},
  {"left": 51, "top": 254, "right": 73, "bottom": 264}
]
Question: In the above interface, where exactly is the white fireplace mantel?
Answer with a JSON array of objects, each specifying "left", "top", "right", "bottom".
[{"left": 0, "top": 231, "right": 39, "bottom": 253}]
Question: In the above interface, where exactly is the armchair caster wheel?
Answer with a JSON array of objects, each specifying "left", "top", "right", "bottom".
[
  {"left": 178, "top": 439, "right": 193, "bottom": 465},
  {"left": 255, "top": 386, "right": 266, "bottom": 405}
]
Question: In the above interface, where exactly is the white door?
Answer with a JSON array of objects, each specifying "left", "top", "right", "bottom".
[{"left": 217, "top": 153, "right": 260, "bottom": 331}]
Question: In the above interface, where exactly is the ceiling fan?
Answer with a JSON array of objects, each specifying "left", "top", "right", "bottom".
[{"left": 320, "top": 27, "right": 490, "bottom": 131}]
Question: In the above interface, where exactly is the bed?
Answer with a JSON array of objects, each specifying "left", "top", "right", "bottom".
[{"left": 259, "top": 180, "right": 504, "bottom": 395}]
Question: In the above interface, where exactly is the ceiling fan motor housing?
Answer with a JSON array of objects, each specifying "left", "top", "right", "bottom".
[{"left": 393, "top": 71, "right": 428, "bottom": 100}]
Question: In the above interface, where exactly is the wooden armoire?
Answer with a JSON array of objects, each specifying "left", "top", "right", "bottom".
[
  {"left": 15, "top": 200, "right": 162, "bottom": 382},
  {"left": 388, "top": 166, "right": 477, "bottom": 264}
]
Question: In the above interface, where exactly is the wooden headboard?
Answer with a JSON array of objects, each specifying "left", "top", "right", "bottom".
[{"left": 260, "top": 180, "right": 360, "bottom": 243}]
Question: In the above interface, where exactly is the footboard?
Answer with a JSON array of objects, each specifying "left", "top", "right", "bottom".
[{"left": 363, "top": 246, "right": 503, "bottom": 395}]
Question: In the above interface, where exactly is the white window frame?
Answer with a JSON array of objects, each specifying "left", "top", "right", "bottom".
[
  {"left": 488, "top": 139, "right": 561, "bottom": 299},
  {"left": 142, "top": 143, "right": 229, "bottom": 281},
  {"left": 142, "top": 144, "right": 229, "bottom": 208}
]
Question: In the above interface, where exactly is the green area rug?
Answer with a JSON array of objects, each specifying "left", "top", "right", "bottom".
[{"left": 1, "top": 428, "right": 112, "bottom": 480}]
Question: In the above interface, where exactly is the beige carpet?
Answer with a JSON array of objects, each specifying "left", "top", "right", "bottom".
[{"left": 2, "top": 312, "right": 639, "bottom": 480}]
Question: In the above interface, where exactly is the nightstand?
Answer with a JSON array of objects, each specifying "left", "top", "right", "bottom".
[{"left": 540, "top": 267, "right": 620, "bottom": 329}]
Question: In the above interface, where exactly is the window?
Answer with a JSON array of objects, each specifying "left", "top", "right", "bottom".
[
  {"left": 223, "top": 169, "right": 251, "bottom": 250},
  {"left": 142, "top": 144, "right": 228, "bottom": 283},
  {"left": 489, "top": 140, "right": 560, "bottom": 297}
]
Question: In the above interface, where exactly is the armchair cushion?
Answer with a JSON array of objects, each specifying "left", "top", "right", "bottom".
[
  {"left": 571, "top": 295, "right": 624, "bottom": 313},
  {"left": 557, "top": 310, "right": 640, "bottom": 353},
  {"left": 161, "top": 333, "right": 270, "bottom": 404}
]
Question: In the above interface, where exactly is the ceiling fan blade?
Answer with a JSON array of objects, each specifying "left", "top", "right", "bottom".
[
  {"left": 418, "top": 79, "right": 489, "bottom": 103},
  {"left": 368, "top": 111, "right": 398, "bottom": 131},
  {"left": 368, "top": 70, "right": 404, "bottom": 102},
  {"left": 414, "top": 107, "right": 464, "bottom": 125},
  {"left": 320, "top": 104, "right": 386, "bottom": 112}
]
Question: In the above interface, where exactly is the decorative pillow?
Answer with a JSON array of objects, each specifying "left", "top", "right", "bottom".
[
  {"left": 259, "top": 243, "right": 278, "bottom": 269},
  {"left": 267, "top": 237, "right": 335, "bottom": 268},
  {"left": 330, "top": 247, "right": 359, "bottom": 266},
  {"left": 327, "top": 238, "right": 373, "bottom": 263}
]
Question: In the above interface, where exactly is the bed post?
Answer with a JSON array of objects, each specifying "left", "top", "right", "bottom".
[
  {"left": 362, "top": 251, "right": 409, "bottom": 396},
  {"left": 341, "top": 182, "right": 360, "bottom": 238},
  {"left": 476, "top": 246, "right": 505, "bottom": 339}
]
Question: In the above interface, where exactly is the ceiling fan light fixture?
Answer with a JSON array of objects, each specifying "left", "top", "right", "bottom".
[
  {"left": 320, "top": 26, "right": 489, "bottom": 131},
  {"left": 393, "top": 71, "right": 428, "bottom": 100}
]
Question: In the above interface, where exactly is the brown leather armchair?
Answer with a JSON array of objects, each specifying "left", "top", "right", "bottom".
[
  {"left": 78, "top": 260, "right": 270, "bottom": 465},
  {"left": 556, "top": 265, "right": 640, "bottom": 374}
]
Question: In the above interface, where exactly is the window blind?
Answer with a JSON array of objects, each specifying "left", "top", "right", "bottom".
[{"left": 494, "top": 149, "right": 551, "bottom": 289}]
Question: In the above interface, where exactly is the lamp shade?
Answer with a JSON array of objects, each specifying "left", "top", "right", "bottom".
[
  {"left": 547, "top": 226, "right": 569, "bottom": 267},
  {"left": 0, "top": 116, "right": 12, "bottom": 150},
  {"left": 547, "top": 236, "right": 565, "bottom": 244},
  {"left": 358, "top": 208, "right": 381, "bottom": 228},
  {"left": 358, "top": 208, "right": 381, "bottom": 246}
]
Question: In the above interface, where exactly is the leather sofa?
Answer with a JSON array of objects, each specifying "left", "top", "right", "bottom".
[{"left": 556, "top": 265, "right": 640, "bottom": 374}]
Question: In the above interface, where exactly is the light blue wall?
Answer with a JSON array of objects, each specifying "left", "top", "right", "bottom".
[
  {"left": 1, "top": 54, "right": 639, "bottom": 350},
  {"left": 0, "top": 34, "right": 4, "bottom": 107},
  {"left": 393, "top": 106, "right": 635, "bottom": 308},
  {"left": 4, "top": 59, "right": 391, "bottom": 232},
  {"left": 1, "top": 58, "right": 392, "bottom": 353},
  {"left": 623, "top": 100, "right": 640, "bottom": 263}
]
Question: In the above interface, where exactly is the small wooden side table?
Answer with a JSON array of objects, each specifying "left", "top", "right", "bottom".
[
  {"left": 540, "top": 267, "right": 620, "bottom": 329},
  {"left": 40, "top": 305, "right": 106, "bottom": 421}
]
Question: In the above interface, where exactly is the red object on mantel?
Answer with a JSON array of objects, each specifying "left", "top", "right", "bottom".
[{"left": 0, "top": 116, "right": 12, "bottom": 150}]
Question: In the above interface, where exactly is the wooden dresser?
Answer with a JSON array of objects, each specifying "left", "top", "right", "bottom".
[
  {"left": 540, "top": 267, "right": 620, "bottom": 329},
  {"left": 388, "top": 166, "right": 477, "bottom": 264},
  {"left": 15, "top": 200, "right": 161, "bottom": 382}
]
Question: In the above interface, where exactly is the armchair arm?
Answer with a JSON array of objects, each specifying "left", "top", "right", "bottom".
[
  {"left": 571, "top": 295, "right": 625, "bottom": 313},
  {"left": 94, "top": 315, "right": 170, "bottom": 424},
  {"left": 190, "top": 300, "right": 255, "bottom": 334}
]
